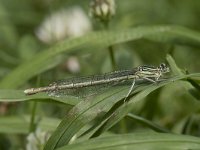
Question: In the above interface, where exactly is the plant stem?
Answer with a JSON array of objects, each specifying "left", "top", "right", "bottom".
[
  {"left": 108, "top": 45, "right": 117, "bottom": 70},
  {"left": 126, "top": 113, "right": 170, "bottom": 133},
  {"left": 29, "top": 76, "right": 41, "bottom": 132},
  {"left": 29, "top": 101, "right": 38, "bottom": 132},
  {"left": 103, "top": 21, "right": 117, "bottom": 70}
]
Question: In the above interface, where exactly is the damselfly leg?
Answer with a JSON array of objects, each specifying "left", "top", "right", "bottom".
[
  {"left": 122, "top": 63, "right": 170, "bottom": 102},
  {"left": 124, "top": 79, "right": 135, "bottom": 102}
]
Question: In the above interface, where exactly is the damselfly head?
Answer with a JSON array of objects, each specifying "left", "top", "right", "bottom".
[
  {"left": 138, "top": 66, "right": 153, "bottom": 72},
  {"left": 137, "top": 63, "right": 170, "bottom": 76},
  {"left": 159, "top": 63, "right": 170, "bottom": 73}
]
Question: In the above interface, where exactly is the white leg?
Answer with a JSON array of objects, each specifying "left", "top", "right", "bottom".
[
  {"left": 124, "top": 79, "right": 135, "bottom": 102},
  {"left": 142, "top": 77, "right": 156, "bottom": 83},
  {"left": 156, "top": 74, "right": 161, "bottom": 81}
]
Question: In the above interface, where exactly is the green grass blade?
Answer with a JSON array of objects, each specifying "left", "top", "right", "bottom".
[
  {"left": 167, "top": 54, "right": 200, "bottom": 100},
  {"left": 0, "top": 90, "right": 80, "bottom": 105},
  {"left": 44, "top": 86, "right": 130, "bottom": 150},
  {"left": 1, "top": 25, "right": 200, "bottom": 88},
  {"left": 166, "top": 54, "right": 185, "bottom": 75},
  {"left": 90, "top": 73, "right": 200, "bottom": 138},
  {"left": 126, "top": 113, "right": 170, "bottom": 133},
  {"left": 44, "top": 73, "right": 200, "bottom": 150},
  {"left": 0, "top": 116, "right": 60, "bottom": 134},
  {"left": 56, "top": 133, "right": 200, "bottom": 150}
]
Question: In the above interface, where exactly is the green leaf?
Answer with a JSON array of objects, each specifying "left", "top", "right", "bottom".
[
  {"left": 0, "top": 116, "right": 29, "bottom": 134},
  {"left": 0, "top": 116, "right": 60, "bottom": 134},
  {"left": 126, "top": 113, "right": 170, "bottom": 133},
  {"left": 44, "top": 73, "right": 200, "bottom": 150},
  {"left": 0, "top": 90, "right": 80, "bottom": 105},
  {"left": 166, "top": 54, "right": 184, "bottom": 75},
  {"left": 44, "top": 86, "right": 130, "bottom": 150},
  {"left": 90, "top": 73, "right": 200, "bottom": 138},
  {"left": 1, "top": 25, "right": 200, "bottom": 88},
  {"left": 166, "top": 54, "right": 200, "bottom": 101},
  {"left": 56, "top": 133, "right": 200, "bottom": 150}
]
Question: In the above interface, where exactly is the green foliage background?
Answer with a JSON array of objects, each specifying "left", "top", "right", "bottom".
[{"left": 0, "top": 0, "right": 200, "bottom": 149}]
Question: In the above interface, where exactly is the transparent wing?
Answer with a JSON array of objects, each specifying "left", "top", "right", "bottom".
[{"left": 47, "top": 70, "right": 137, "bottom": 98}]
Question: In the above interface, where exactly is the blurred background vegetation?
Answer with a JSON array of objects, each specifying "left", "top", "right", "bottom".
[{"left": 0, "top": 0, "right": 200, "bottom": 149}]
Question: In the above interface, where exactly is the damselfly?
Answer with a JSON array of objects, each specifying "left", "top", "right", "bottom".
[{"left": 24, "top": 63, "right": 169, "bottom": 99}]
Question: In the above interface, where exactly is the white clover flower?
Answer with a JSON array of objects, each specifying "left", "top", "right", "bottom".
[
  {"left": 89, "top": 0, "right": 116, "bottom": 22},
  {"left": 36, "top": 7, "right": 92, "bottom": 44},
  {"left": 26, "top": 128, "right": 50, "bottom": 150}
]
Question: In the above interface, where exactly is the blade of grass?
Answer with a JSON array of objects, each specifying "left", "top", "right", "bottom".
[
  {"left": 167, "top": 54, "right": 200, "bottom": 100},
  {"left": 126, "top": 113, "right": 170, "bottom": 133},
  {"left": 56, "top": 133, "right": 200, "bottom": 150},
  {"left": 1, "top": 25, "right": 200, "bottom": 88},
  {"left": 44, "top": 86, "right": 131, "bottom": 150},
  {"left": 44, "top": 73, "right": 200, "bottom": 150},
  {"left": 0, "top": 116, "right": 60, "bottom": 134},
  {"left": 89, "top": 73, "right": 200, "bottom": 138},
  {"left": 0, "top": 90, "right": 80, "bottom": 106},
  {"left": 166, "top": 54, "right": 184, "bottom": 75}
]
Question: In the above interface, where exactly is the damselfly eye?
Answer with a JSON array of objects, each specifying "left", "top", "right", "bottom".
[
  {"left": 159, "top": 63, "right": 170, "bottom": 73},
  {"left": 138, "top": 66, "right": 143, "bottom": 71},
  {"left": 160, "top": 63, "right": 166, "bottom": 69}
]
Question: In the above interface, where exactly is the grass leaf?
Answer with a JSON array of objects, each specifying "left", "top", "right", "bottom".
[
  {"left": 44, "top": 73, "right": 200, "bottom": 149},
  {"left": 90, "top": 73, "right": 200, "bottom": 138},
  {"left": 1, "top": 25, "right": 200, "bottom": 88},
  {"left": 56, "top": 133, "right": 200, "bottom": 150},
  {"left": 0, "top": 90, "right": 80, "bottom": 105},
  {"left": 0, "top": 116, "right": 60, "bottom": 134}
]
